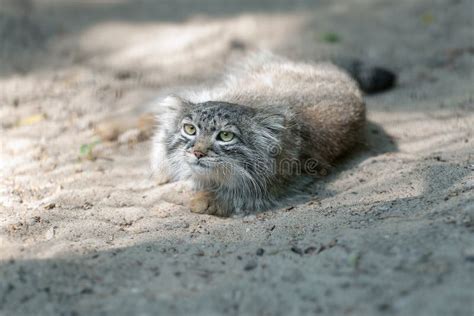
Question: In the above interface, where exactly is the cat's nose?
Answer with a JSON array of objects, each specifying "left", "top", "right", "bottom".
[{"left": 193, "top": 150, "right": 207, "bottom": 159}]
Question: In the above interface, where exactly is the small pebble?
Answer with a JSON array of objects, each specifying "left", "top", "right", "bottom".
[
  {"left": 244, "top": 261, "right": 257, "bottom": 271},
  {"left": 256, "top": 248, "right": 265, "bottom": 256},
  {"left": 377, "top": 303, "right": 391, "bottom": 311},
  {"left": 229, "top": 39, "right": 246, "bottom": 50},
  {"left": 45, "top": 226, "right": 57, "bottom": 240},
  {"left": 115, "top": 70, "right": 133, "bottom": 80},
  {"left": 463, "top": 248, "right": 474, "bottom": 262},
  {"left": 291, "top": 246, "right": 303, "bottom": 255},
  {"left": 80, "top": 288, "right": 94, "bottom": 295},
  {"left": 44, "top": 203, "right": 56, "bottom": 210}
]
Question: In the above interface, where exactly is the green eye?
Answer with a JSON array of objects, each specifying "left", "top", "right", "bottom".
[
  {"left": 218, "top": 131, "right": 234, "bottom": 142},
  {"left": 183, "top": 124, "right": 196, "bottom": 135}
]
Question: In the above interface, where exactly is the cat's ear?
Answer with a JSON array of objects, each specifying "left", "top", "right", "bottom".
[
  {"left": 253, "top": 111, "right": 286, "bottom": 152},
  {"left": 158, "top": 95, "right": 189, "bottom": 114},
  {"left": 154, "top": 94, "right": 190, "bottom": 125},
  {"left": 254, "top": 111, "right": 286, "bottom": 134}
]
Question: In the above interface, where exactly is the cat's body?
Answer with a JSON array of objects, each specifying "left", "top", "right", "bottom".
[{"left": 151, "top": 53, "right": 366, "bottom": 216}]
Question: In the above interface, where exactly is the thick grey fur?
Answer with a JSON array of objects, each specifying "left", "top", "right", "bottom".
[{"left": 151, "top": 52, "right": 365, "bottom": 216}]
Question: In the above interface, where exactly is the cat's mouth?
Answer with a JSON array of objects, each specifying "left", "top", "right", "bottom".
[
  {"left": 185, "top": 152, "right": 221, "bottom": 174},
  {"left": 187, "top": 156, "right": 214, "bottom": 171},
  {"left": 193, "top": 160, "right": 211, "bottom": 169}
]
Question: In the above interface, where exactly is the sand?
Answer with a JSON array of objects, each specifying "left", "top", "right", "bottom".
[{"left": 1, "top": 0, "right": 473, "bottom": 315}]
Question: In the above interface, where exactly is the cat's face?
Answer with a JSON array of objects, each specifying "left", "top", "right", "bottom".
[{"left": 162, "top": 97, "right": 285, "bottom": 186}]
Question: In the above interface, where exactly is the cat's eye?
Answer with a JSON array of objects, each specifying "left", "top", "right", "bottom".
[
  {"left": 183, "top": 124, "right": 196, "bottom": 135},
  {"left": 218, "top": 131, "right": 234, "bottom": 142}
]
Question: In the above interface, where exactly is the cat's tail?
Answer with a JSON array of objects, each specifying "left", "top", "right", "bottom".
[{"left": 333, "top": 58, "right": 397, "bottom": 94}]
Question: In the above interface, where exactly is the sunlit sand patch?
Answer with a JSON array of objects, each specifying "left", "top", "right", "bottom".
[{"left": 76, "top": 13, "right": 308, "bottom": 75}]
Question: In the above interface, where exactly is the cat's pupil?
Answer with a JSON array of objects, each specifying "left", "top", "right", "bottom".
[
  {"left": 218, "top": 131, "right": 234, "bottom": 142},
  {"left": 183, "top": 124, "right": 196, "bottom": 135}
]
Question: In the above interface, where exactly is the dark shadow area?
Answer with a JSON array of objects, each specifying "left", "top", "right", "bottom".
[
  {"left": 1, "top": 179, "right": 472, "bottom": 316},
  {"left": 319, "top": 161, "right": 471, "bottom": 212},
  {"left": 302, "top": 120, "right": 398, "bottom": 200},
  {"left": 0, "top": 0, "right": 323, "bottom": 76},
  {"left": 33, "top": 0, "right": 318, "bottom": 25},
  {"left": 350, "top": 120, "right": 398, "bottom": 162}
]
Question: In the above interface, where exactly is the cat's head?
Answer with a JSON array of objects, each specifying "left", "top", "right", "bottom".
[{"left": 158, "top": 95, "right": 288, "bottom": 187}]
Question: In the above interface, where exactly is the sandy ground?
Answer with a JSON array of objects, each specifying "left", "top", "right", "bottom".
[{"left": 1, "top": 0, "right": 473, "bottom": 315}]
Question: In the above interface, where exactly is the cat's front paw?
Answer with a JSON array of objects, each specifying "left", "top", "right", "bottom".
[
  {"left": 190, "top": 191, "right": 217, "bottom": 214},
  {"left": 189, "top": 191, "right": 229, "bottom": 217}
]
